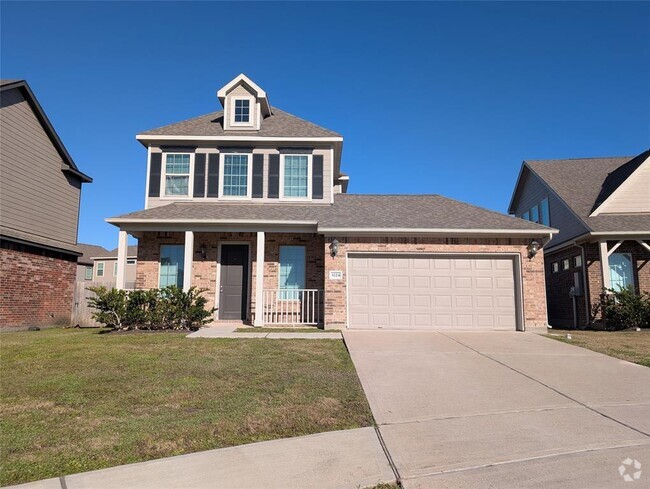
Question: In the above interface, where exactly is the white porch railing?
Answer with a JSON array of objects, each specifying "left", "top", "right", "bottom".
[{"left": 262, "top": 289, "right": 323, "bottom": 325}]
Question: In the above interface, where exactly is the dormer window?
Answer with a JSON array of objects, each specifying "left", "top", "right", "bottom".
[
  {"left": 230, "top": 97, "right": 254, "bottom": 127},
  {"left": 234, "top": 99, "right": 250, "bottom": 123}
]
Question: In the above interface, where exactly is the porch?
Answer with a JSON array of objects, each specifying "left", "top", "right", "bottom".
[{"left": 114, "top": 230, "right": 326, "bottom": 327}]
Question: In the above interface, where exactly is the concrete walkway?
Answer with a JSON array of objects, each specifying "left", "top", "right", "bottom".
[
  {"left": 187, "top": 327, "right": 341, "bottom": 339},
  {"left": 9, "top": 428, "right": 394, "bottom": 489},
  {"left": 344, "top": 330, "right": 650, "bottom": 488}
]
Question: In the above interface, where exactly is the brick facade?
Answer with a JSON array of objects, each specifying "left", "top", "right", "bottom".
[
  {"left": 322, "top": 236, "right": 549, "bottom": 331},
  {"left": 136, "top": 232, "right": 324, "bottom": 321},
  {"left": 136, "top": 232, "right": 548, "bottom": 330},
  {"left": 0, "top": 240, "right": 77, "bottom": 329},
  {"left": 545, "top": 240, "right": 650, "bottom": 327}
]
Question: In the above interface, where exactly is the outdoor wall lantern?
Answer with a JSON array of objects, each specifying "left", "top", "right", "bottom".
[
  {"left": 329, "top": 239, "right": 340, "bottom": 257},
  {"left": 200, "top": 245, "right": 207, "bottom": 260},
  {"left": 527, "top": 240, "right": 540, "bottom": 260}
]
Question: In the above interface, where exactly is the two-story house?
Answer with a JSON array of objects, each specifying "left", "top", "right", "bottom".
[
  {"left": 509, "top": 150, "right": 650, "bottom": 328},
  {"left": 0, "top": 79, "right": 92, "bottom": 329},
  {"left": 76, "top": 243, "right": 138, "bottom": 288},
  {"left": 108, "top": 74, "right": 554, "bottom": 331}
]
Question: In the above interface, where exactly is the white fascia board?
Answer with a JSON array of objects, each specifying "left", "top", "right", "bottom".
[
  {"left": 337, "top": 175, "right": 350, "bottom": 181},
  {"left": 318, "top": 227, "right": 557, "bottom": 237},
  {"left": 217, "top": 74, "right": 267, "bottom": 100},
  {"left": 591, "top": 231, "right": 650, "bottom": 237},
  {"left": 136, "top": 135, "right": 343, "bottom": 143},
  {"left": 106, "top": 217, "right": 318, "bottom": 226}
]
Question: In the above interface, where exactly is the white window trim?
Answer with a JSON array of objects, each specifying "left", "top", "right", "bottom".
[
  {"left": 160, "top": 152, "right": 194, "bottom": 200},
  {"left": 96, "top": 262, "right": 105, "bottom": 278},
  {"left": 229, "top": 96, "right": 255, "bottom": 127},
  {"left": 113, "top": 261, "right": 118, "bottom": 277},
  {"left": 85, "top": 265, "right": 93, "bottom": 280},
  {"left": 219, "top": 153, "right": 253, "bottom": 200},
  {"left": 609, "top": 252, "right": 635, "bottom": 289},
  {"left": 279, "top": 154, "right": 312, "bottom": 201}
]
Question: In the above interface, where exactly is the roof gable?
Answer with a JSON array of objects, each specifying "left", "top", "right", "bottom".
[
  {"left": 590, "top": 151, "right": 650, "bottom": 215},
  {"left": 0, "top": 79, "right": 92, "bottom": 183},
  {"left": 216, "top": 74, "right": 271, "bottom": 117}
]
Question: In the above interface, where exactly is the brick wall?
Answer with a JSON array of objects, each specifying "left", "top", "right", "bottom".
[
  {"left": 545, "top": 240, "right": 650, "bottom": 327},
  {"left": 136, "top": 232, "right": 324, "bottom": 322},
  {"left": 322, "top": 236, "right": 549, "bottom": 331},
  {"left": 544, "top": 246, "right": 588, "bottom": 328},
  {"left": 0, "top": 240, "right": 76, "bottom": 329}
]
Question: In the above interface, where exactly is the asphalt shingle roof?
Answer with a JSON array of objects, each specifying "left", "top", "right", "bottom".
[
  {"left": 77, "top": 244, "right": 111, "bottom": 264},
  {"left": 526, "top": 150, "right": 650, "bottom": 233},
  {"left": 139, "top": 108, "right": 341, "bottom": 138},
  {"left": 110, "top": 194, "right": 552, "bottom": 234}
]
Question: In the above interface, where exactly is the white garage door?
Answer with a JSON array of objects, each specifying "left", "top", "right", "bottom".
[{"left": 348, "top": 254, "right": 519, "bottom": 330}]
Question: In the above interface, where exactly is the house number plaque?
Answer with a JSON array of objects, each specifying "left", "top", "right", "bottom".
[{"left": 329, "top": 270, "right": 343, "bottom": 280}]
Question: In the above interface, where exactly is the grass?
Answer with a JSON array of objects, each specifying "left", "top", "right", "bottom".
[
  {"left": 0, "top": 328, "right": 373, "bottom": 486},
  {"left": 547, "top": 329, "right": 650, "bottom": 367},
  {"left": 234, "top": 327, "right": 329, "bottom": 333}
]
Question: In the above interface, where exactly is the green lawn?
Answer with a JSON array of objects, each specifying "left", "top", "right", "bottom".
[
  {"left": 0, "top": 328, "right": 373, "bottom": 486},
  {"left": 547, "top": 329, "right": 650, "bottom": 367}
]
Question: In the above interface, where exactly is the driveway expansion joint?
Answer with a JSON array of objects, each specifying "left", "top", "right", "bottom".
[{"left": 437, "top": 331, "right": 650, "bottom": 439}]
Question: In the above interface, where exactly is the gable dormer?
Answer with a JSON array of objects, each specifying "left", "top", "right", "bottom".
[{"left": 217, "top": 74, "right": 272, "bottom": 131}]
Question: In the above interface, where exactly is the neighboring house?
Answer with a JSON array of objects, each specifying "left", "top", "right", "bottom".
[
  {"left": 0, "top": 79, "right": 92, "bottom": 328},
  {"left": 76, "top": 243, "right": 110, "bottom": 282},
  {"left": 509, "top": 150, "right": 650, "bottom": 328},
  {"left": 77, "top": 244, "right": 138, "bottom": 288},
  {"left": 107, "top": 74, "right": 554, "bottom": 331}
]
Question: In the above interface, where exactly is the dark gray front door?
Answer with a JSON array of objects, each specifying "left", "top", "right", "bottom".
[{"left": 219, "top": 244, "right": 249, "bottom": 320}]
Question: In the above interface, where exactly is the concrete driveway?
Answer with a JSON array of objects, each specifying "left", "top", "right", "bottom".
[{"left": 344, "top": 330, "right": 650, "bottom": 488}]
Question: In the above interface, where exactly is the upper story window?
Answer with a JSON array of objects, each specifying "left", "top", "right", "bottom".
[
  {"left": 96, "top": 262, "right": 104, "bottom": 277},
  {"left": 164, "top": 153, "right": 191, "bottom": 197},
  {"left": 519, "top": 197, "right": 550, "bottom": 226},
  {"left": 113, "top": 262, "right": 118, "bottom": 276},
  {"left": 282, "top": 155, "right": 310, "bottom": 199},
  {"left": 84, "top": 265, "right": 93, "bottom": 280},
  {"left": 221, "top": 154, "right": 251, "bottom": 198},
  {"left": 234, "top": 99, "right": 250, "bottom": 123}
]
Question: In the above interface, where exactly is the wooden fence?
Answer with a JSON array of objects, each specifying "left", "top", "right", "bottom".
[{"left": 71, "top": 281, "right": 116, "bottom": 327}]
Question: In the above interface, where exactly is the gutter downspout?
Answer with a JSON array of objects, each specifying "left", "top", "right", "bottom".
[{"left": 574, "top": 241, "right": 590, "bottom": 328}]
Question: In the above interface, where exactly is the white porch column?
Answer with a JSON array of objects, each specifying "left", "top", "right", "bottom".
[
  {"left": 183, "top": 231, "right": 194, "bottom": 292},
  {"left": 254, "top": 231, "right": 265, "bottom": 326},
  {"left": 116, "top": 230, "right": 128, "bottom": 290},
  {"left": 599, "top": 240, "right": 611, "bottom": 291}
]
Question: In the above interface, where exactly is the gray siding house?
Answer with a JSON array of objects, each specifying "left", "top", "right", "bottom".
[
  {"left": 107, "top": 74, "right": 554, "bottom": 331},
  {"left": 509, "top": 150, "right": 650, "bottom": 327},
  {"left": 0, "top": 79, "right": 92, "bottom": 328}
]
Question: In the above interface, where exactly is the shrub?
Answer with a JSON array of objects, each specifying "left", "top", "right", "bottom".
[
  {"left": 598, "top": 287, "right": 650, "bottom": 331},
  {"left": 88, "top": 286, "right": 215, "bottom": 330}
]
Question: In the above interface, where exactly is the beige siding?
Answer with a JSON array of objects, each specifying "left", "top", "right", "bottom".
[
  {"left": 512, "top": 169, "right": 588, "bottom": 248},
  {"left": 596, "top": 157, "right": 650, "bottom": 214},
  {"left": 0, "top": 87, "right": 81, "bottom": 248},
  {"left": 90, "top": 258, "right": 137, "bottom": 285},
  {"left": 223, "top": 84, "right": 260, "bottom": 131},
  {"left": 147, "top": 144, "right": 333, "bottom": 208}
]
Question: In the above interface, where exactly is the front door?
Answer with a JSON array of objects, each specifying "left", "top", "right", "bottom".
[{"left": 219, "top": 244, "right": 249, "bottom": 320}]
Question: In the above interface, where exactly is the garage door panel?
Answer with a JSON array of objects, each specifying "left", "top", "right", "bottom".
[{"left": 348, "top": 255, "right": 518, "bottom": 331}]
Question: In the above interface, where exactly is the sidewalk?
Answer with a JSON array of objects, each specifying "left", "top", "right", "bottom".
[{"left": 9, "top": 428, "right": 394, "bottom": 489}]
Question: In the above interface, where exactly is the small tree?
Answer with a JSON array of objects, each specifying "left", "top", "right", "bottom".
[
  {"left": 599, "top": 287, "right": 650, "bottom": 331},
  {"left": 87, "top": 286, "right": 128, "bottom": 328}
]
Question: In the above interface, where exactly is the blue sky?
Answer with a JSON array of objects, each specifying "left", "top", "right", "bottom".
[{"left": 2, "top": 1, "right": 648, "bottom": 249}]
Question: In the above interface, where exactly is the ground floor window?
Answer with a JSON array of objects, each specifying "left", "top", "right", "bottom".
[
  {"left": 279, "top": 245, "right": 305, "bottom": 299},
  {"left": 160, "top": 245, "right": 184, "bottom": 288},
  {"left": 609, "top": 252, "right": 634, "bottom": 291}
]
